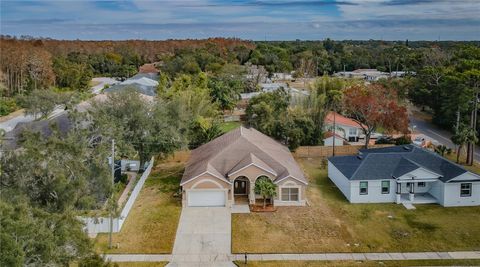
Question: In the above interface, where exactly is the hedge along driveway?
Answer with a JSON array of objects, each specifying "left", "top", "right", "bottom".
[
  {"left": 95, "top": 162, "right": 184, "bottom": 254},
  {"left": 232, "top": 157, "right": 480, "bottom": 253}
]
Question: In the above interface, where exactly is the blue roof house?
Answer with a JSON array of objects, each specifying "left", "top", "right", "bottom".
[{"left": 328, "top": 145, "right": 480, "bottom": 207}]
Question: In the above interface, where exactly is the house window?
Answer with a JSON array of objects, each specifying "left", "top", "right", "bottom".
[
  {"left": 460, "top": 183, "right": 472, "bottom": 197},
  {"left": 348, "top": 128, "right": 357, "bottom": 136},
  {"left": 381, "top": 181, "right": 390, "bottom": 194},
  {"left": 418, "top": 182, "right": 426, "bottom": 187},
  {"left": 281, "top": 188, "right": 299, "bottom": 201},
  {"left": 359, "top": 181, "right": 368, "bottom": 195}
]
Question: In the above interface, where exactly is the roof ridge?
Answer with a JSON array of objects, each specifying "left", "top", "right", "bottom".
[
  {"left": 410, "top": 145, "right": 472, "bottom": 174},
  {"left": 240, "top": 127, "right": 295, "bottom": 178},
  {"left": 350, "top": 153, "right": 372, "bottom": 179}
]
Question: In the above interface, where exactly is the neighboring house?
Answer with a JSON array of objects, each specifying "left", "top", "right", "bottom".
[
  {"left": 104, "top": 73, "right": 159, "bottom": 96},
  {"left": 324, "top": 112, "right": 363, "bottom": 142},
  {"left": 271, "top": 72, "right": 294, "bottom": 81},
  {"left": 2, "top": 93, "right": 154, "bottom": 151},
  {"left": 180, "top": 126, "right": 308, "bottom": 207},
  {"left": 138, "top": 63, "right": 159, "bottom": 74},
  {"left": 334, "top": 69, "right": 389, "bottom": 81},
  {"left": 240, "top": 83, "right": 309, "bottom": 100},
  {"left": 328, "top": 145, "right": 480, "bottom": 207},
  {"left": 323, "top": 131, "right": 346, "bottom": 146},
  {"left": 2, "top": 113, "right": 72, "bottom": 150}
]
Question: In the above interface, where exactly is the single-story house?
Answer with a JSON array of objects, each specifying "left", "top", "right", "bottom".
[
  {"left": 328, "top": 145, "right": 480, "bottom": 207},
  {"left": 324, "top": 112, "right": 364, "bottom": 142},
  {"left": 323, "top": 131, "right": 346, "bottom": 146},
  {"left": 104, "top": 73, "right": 159, "bottom": 96},
  {"left": 180, "top": 126, "right": 308, "bottom": 207},
  {"left": 334, "top": 69, "right": 389, "bottom": 81},
  {"left": 271, "top": 72, "right": 294, "bottom": 81},
  {"left": 240, "top": 83, "right": 309, "bottom": 100}
]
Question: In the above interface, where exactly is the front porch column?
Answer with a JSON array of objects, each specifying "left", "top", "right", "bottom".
[
  {"left": 249, "top": 181, "right": 255, "bottom": 205},
  {"left": 230, "top": 184, "right": 234, "bottom": 206},
  {"left": 395, "top": 182, "right": 401, "bottom": 204},
  {"left": 409, "top": 182, "right": 415, "bottom": 202}
]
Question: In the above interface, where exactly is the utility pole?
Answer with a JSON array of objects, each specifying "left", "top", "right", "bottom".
[
  {"left": 467, "top": 93, "right": 478, "bottom": 165},
  {"left": 109, "top": 139, "right": 115, "bottom": 249},
  {"left": 332, "top": 111, "right": 336, "bottom": 157},
  {"left": 455, "top": 110, "right": 460, "bottom": 152}
]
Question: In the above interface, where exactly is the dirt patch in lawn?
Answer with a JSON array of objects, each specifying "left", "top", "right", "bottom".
[
  {"left": 94, "top": 158, "right": 185, "bottom": 254},
  {"left": 232, "top": 157, "right": 480, "bottom": 253}
]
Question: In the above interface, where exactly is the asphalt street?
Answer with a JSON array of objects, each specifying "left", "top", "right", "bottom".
[{"left": 409, "top": 114, "right": 480, "bottom": 162}]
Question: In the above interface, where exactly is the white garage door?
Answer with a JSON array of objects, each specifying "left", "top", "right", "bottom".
[{"left": 187, "top": 190, "right": 226, "bottom": 207}]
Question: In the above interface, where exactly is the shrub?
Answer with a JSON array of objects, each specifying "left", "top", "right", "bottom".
[
  {"left": 0, "top": 97, "right": 18, "bottom": 116},
  {"left": 394, "top": 135, "right": 412, "bottom": 145}
]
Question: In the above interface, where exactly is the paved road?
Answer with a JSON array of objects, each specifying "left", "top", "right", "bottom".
[
  {"left": 0, "top": 105, "right": 65, "bottom": 132},
  {"left": 0, "top": 77, "right": 118, "bottom": 133},
  {"left": 167, "top": 207, "right": 234, "bottom": 267},
  {"left": 409, "top": 114, "right": 480, "bottom": 162}
]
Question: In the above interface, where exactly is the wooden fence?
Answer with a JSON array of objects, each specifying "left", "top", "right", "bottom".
[{"left": 294, "top": 144, "right": 394, "bottom": 158}]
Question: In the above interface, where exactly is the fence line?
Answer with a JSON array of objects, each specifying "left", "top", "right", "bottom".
[
  {"left": 80, "top": 156, "right": 155, "bottom": 234},
  {"left": 294, "top": 144, "right": 393, "bottom": 158}
]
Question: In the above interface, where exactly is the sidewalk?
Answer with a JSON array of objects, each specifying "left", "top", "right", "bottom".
[{"left": 105, "top": 251, "right": 480, "bottom": 262}]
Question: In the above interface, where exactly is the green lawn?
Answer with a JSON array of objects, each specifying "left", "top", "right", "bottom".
[
  {"left": 235, "top": 259, "right": 480, "bottom": 267},
  {"left": 94, "top": 162, "right": 183, "bottom": 254},
  {"left": 232, "top": 157, "right": 480, "bottom": 253},
  {"left": 219, "top": 121, "right": 242, "bottom": 133}
]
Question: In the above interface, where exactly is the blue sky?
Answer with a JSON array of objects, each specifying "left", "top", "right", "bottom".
[{"left": 1, "top": 0, "right": 479, "bottom": 40}]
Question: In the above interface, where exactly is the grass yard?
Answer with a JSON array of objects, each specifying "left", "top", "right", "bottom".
[
  {"left": 235, "top": 259, "right": 480, "bottom": 267},
  {"left": 232, "top": 157, "right": 480, "bottom": 253},
  {"left": 220, "top": 121, "right": 242, "bottom": 133},
  {"left": 95, "top": 160, "right": 184, "bottom": 254}
]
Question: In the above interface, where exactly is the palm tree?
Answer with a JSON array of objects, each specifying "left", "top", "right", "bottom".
[
  {"left": 254, "top": 176, "right": 277, "bottom": 209},
  {"left": 451, "top": 124, "right": 478, "bottom": 163},
  {"left": 434, "top": 145, "right": 452, "bottom": 157}
]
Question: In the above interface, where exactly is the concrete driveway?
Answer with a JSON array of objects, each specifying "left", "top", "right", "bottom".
[{"left": 168, "top": 207, "right": 234, "bottom": 267}]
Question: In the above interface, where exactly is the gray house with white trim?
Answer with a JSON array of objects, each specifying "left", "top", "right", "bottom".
[{"left": 328, "top": 145, "right": 480, "bottom": 207}]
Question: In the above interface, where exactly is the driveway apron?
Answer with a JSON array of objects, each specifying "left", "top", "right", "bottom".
[{"left": 168, "top": 207, "right": 234, "bottom": 267}]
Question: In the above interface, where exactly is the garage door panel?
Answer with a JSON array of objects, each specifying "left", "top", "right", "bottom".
[{"left": 187, "top": 190, "right": 226, "bottom": 207}]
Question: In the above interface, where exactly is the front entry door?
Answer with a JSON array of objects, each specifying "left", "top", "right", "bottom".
[{"left": 234, "top": 180, "right": 247, "bottom": 195}]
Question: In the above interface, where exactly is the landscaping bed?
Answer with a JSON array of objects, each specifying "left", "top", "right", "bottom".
[
  {"left": 232, "top": 157, "right": 480, "bottom": 253},
  {"left": 94, "top": 160, "right": 184, "bottom": 254},
  {"left": 250, "top": 204, "right": 277, "bottom": 212}
]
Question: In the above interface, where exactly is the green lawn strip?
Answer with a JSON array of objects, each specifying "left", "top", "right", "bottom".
[
  {"left": 232, "top": 157, "right": 480, "bottom": 253},
  {"left": 94, "top": 164, "right": 183, "bottom": 254},
  {"left": 234, "top": 259, "right": 480, "bottom": 267},
  {"left": 220, "top": 121, "right": 242, "bottom": 133}
]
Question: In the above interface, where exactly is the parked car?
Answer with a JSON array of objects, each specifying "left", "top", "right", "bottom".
[{"left": 413, "top": 136, "right": 426, "bottom": 147}]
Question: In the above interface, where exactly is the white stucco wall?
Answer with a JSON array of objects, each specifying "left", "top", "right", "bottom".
[
  {"left": 327, "top": 161, "right": 351, "bottom": 201},
  {"left": 429, "top": 181, "right": 445, "bottom": 206},
  {"left": 324, "top": 136, "right": 344, "bottom": 146},
  {"left": 325, "top": 123, "right": 360, "bottom": 140},
  {"left": 442, "top": 182, "right": 480, "bottom": 207},
  {"left": 349, "top": 180, "right": 396, "bottom": 203},
  {"left": 397, "top": 167, "right": 441, "bottom": 180}
]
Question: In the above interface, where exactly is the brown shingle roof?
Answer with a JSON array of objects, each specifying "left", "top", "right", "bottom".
[{"left": 181, "top": 126, "right": 307, "bottom": 185}]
